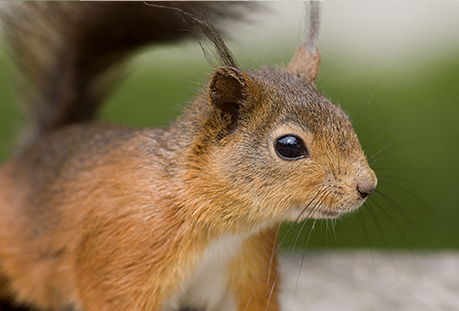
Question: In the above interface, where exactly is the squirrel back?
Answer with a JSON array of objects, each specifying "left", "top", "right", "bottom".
[{"left": 0, "top": 2, "right": 377, "bottom": 311}]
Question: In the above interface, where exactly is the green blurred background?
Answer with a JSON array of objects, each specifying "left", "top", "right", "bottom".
[{"left": 0, "top": 2, "right": 458, "bottom": 250}]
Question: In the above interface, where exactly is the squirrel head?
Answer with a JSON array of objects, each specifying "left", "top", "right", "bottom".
[
  {"left": 178, "top": 3, "right": 377, "bottom": 232},
  {"left": 180, "top": 65, "right": 377, "bottom": 231}
]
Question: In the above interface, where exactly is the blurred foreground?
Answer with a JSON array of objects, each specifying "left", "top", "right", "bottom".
[{"left": 280, "top": 251, "right": 459, "bottom": 311}]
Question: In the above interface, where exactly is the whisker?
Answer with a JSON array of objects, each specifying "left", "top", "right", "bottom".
[
  {"left": 266, "top": 193, "right": 328, "bottom": 311},
  {"left": 377, "top": 179, "right": 431, "bottom": 213},
  {"left": 276, "top": 189, "right": 333, "bottom": 309},
  {"left": 284, "top": 193, "right": 325, "bottom": 255},
  {"left": 375, "top": 174, "right": 418, "bottom": 186},
  {"left": 364, "top": 200, "right": 390, "bottom": 248},
  {"left": 317, "top": 66, "right": 332, "bottom": 89},
  {"left": 373, "top": 166, "right": 432, "bottom": 174},
  {"left": 352, "top": 96, "right": 386, "bottom": 126},
  {"left": 243, "top": 187, "right": 331, "bottom": 311},
  {"left": 351, "top": 66, "right": 399, "bottom": 123},
  {"left": 292, "top": 185, "right": 332, "bottom": 225},
  {"left": 357, "top": 209, "right": 374, "bottom": 265},
  {"left": 369, "top": 139, "right": 436, "bottom": 166},
  {"left": 368, "top": 120, "right": 423, "bottom": 162},
  {"left": 368, "top": 195, "right": 418, "bottom": 266},
  {"left": 289, "top": 188, "right": 331, "bottom": 251},
  {"left": 300, "top": 218, "right": 316, "bottom": 248},
  {"left": 266, "top": 224, "right": 281, "bottom": 286},
  {"left": 265, "top": 255, "right": 283, "bottom": 311},
  {"left": 373, "top": 189, "right": 417, "bottom": 234},
  {"left": 329, "top": 193, "right": 338, "bottom": 242},
  {"left": 330, "top": 218, "right": 337, "bottom": 243},
  {"left": 365, "top": 127, "right": 394, "bottom": 155},
  {"left": 290, "top": 189, "right": 332, "bottom": 253},
  {"left": 295, "top": 220, "right": 317, "bottom": 300},
  {"left": 288, "top": 188, "right": 332, "bottom": 302},
  {"left": 364, "top": 200, "right": 408, "bottom": 271},
  {"left": 368, "top": 196, "right": 413, "bottom": 248}
]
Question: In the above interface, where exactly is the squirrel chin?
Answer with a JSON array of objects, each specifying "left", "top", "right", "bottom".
[{"left": 286, "top": 198, "right": 367, "bottom": 221}]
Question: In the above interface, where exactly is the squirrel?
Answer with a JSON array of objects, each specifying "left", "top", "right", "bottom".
[{"left": 0, "top": 2, "right": 377, "bottom": 311}]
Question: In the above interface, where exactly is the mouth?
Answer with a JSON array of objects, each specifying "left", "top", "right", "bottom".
[{"left": 290, "top": 199, "right": 366, "bottom": 221}]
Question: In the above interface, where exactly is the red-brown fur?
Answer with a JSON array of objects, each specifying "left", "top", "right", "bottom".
[{"left": 0, "top": 2, "right": 376, "bottom": 311}]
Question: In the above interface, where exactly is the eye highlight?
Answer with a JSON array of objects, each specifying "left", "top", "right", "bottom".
[{"left": 275, "top": 134, "right": 309, "bottom": 160}]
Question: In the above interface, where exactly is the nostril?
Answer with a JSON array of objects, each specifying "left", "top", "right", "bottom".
[
  {"left": 357, "top": 185, "right": 374, "bottom": 199},
  {"left": 355, "top": 168, "right": 377, "bottom": 200}
]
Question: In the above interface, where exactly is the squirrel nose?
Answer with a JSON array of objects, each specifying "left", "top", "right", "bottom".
[
  {"left": 356, "top": 170, "right": 377, "bottom": 199},
  {"left": 357, "top": 184, "right": 374, "bottom": 199}
]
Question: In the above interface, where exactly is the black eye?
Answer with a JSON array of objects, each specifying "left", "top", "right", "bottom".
[{"left": 275, "top": 134, "right": 309, "bottom": 160}]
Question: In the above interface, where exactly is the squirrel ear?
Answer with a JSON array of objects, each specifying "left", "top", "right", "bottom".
[
  {"left": 288, "top": 2, "right": 321, "bottom": 82},
  {"left": 209, "top": 67, "right": 250, "bottom": 134},
  {"left": 288, "top": 46, "right": 321, "bottom": 82}
]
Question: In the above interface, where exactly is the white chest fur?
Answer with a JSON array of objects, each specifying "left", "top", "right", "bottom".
[{"left": 163, "top": 235, "right": 245, "bottom": 311}]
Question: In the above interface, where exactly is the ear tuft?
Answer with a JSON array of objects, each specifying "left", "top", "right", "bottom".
[
  {"left": 209, "top": 67, "right": 249, "bottom": 134},
  {"left": 288, "top": 2, "right": 321, "bottom": 82},
  {"left": 288, "top": 46, "right": 321, "bottom": 82}
]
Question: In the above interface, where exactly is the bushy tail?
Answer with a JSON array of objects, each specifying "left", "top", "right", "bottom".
[{"left": 1, "top": 1, "right": 254, "bottom": 144}]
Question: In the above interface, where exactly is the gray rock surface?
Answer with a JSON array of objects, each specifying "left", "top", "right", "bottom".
[{"left": 280, "top": 251, "right": 459, "bottom": 311}]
